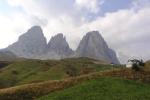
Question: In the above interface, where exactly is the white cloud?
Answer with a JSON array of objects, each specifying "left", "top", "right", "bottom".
[
  {"left": 132, "top": 0, "right": 150, "bottom": 10},
  {"left": 83, "top": 7, "right": 150, "bottom": 61},
  {"left": 0, "top": 12, "right": 32, "bottom": 48},
  {"left": 75, "top": 0, "right": 104, "bottom": 13}
]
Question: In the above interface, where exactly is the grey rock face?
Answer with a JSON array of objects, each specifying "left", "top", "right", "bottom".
[
  {"left": 7, "top": 26, "right": 47, "bottom": 58},
  {"left": 76, "top": 31, "right": 119, "bottom": 64},
  {"left": 0, "top": 50, "right": 18, "bottom": 61},
  {"left": 46, "top": 33, "right": 73, "bottom": 59},
  {"left": 5, "top": 26, "right": 119, "bottom": 63},
  {"left": 108, "top": 49, "right": 120, "bottom": 64}
]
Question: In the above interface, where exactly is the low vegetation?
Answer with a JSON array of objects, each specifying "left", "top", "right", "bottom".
[
  {"left": 38, "top": 77, "right": 150, "bottom": 100},
  {"left": 0, "top": 58, "right": 119, "bottom": 88},
  {"left": 0, "top": 61, "right": 12, "bottom": 69},
  {"left": 0, "top": 58, "right": 150, "bottom": 100},
  {"left": 0, "top": 71, "right": 104, "bottom": 100},
  {"left": 144, "top": 60, "right": 150, "bottom": 71},
  {"left": 0, "top": 68, "right": 150, "bottom": 100}
]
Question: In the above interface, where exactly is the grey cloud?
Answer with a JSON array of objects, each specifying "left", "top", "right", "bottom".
[{"left": 29, "top": 16, "right": 48, "bottom": 27}]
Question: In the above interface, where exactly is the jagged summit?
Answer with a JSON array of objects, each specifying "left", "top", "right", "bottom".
[
  {"left": 5, "top": 26, "right": 119, "bottom": 63},
  {"left": 47, "top": 33, "right": 73, "bottom": 58},
  {"left": 19, "top": 26, "right": 44, "bottom": 39},
  {"left": 48, "top": 33, "right": 66, "bottom": 48},
  {"left": 76, "top": 31, "right": 119, "bottom": 63},
  {"left": 86, "top": 31, "right": 101, "bottom": 37},
  {"left": 7, "top": 26, "right": 47, "bottom": 58}
]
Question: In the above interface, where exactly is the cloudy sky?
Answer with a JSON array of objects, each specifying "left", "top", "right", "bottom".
[{"left": 0, "top": 0, "right": 150, "bottom": 62}]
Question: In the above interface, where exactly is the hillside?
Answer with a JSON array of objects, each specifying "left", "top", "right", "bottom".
[
  {"left": 0, "top": 68, "right": 150, "bottom": 100},
  {"left": 38, "top": 77, "right": 150, "bottom": 100},
  {"left": 0, "top": 58, "right": 149, "bottom": 100},
  {"left": 145, "top": 60, "right": 150, "bottom": 71},
  {"left": 0, "top": 58, "right": 117, "bottom": 88},
  {"left": 0, "top": 61, "right": 12, "bottom": 69}
]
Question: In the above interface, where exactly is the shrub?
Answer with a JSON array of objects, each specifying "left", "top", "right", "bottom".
[
  {"left": 65, "top": 65, "right": 78, "bottom": 77},
  {"left": 11, "top": 70, "right": 19, "bottom": 75},
  {"left": 132, "top": 63, "right": 140, "bottom": 71},
  {"left": 80, "top": 67, "right": 95, "bottom": 75}
]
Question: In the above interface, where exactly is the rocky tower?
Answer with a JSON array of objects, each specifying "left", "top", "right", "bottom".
[
  {"left": 46, "top": 33, "right": 73, "bottom": 59},
  {"left": 7, "top": 26, "right": 47, "bottom": 58},
  {"left": 76, "top": 31, "right": 119, "bottom": 64}
]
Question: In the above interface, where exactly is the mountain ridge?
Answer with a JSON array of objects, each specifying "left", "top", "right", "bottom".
[{"left": 4, "top": 26, "right": 119, "bottom": 63}]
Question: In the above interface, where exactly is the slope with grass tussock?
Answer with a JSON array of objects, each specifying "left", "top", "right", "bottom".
[
  {"left": 38, "top": 77, "right": 150, "bottom": 100},
  {"left": 0, "top": 72, "right": 104, "bottom": 100},
  {"left": 144, "top": 60, "right": 150, "bottom": 71},
  {"left": 0, "top": 68, "right": 150, "bottom": 100},
  {"left": 0, "top": 57, "right": 117, "bottom": 88}
]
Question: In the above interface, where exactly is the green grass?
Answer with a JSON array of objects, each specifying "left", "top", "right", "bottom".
[
  {"left": 38, "top": 77, "right": 150, "bottom": 100},
  {"left": 144, "top": 60, "right": 150, "bottom": 71},
  {"left": 0, "top": 58, "right": 118, "bottom": 88}
]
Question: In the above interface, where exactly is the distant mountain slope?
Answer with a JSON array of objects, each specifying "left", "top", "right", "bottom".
[
  {"left": 0, "top": 50, "right": 18, "bottom": 61},
  {"left": 76, "top": 31, "right": 119, "bottom": 64}
]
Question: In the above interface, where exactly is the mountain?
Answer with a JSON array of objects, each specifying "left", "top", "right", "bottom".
[
  {"left": 76, "top": 31, "right": 119, "bottom": 64},
  {"left": 46, "top": 33, "right": 73, "bottom": 59},
  {"left": 0, "top": 50, "right": 18, "bottom": 61},
  {"left": 7, "top": 26, "right": 47, "bottom": 58},
  {"left": 108, "top": 49, "right": 120, "bottom": 64},
  {"left": 5, "top": 26, "right": 119, "bottom": 63}
]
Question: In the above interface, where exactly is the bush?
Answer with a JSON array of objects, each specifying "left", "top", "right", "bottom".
[
  {"left": 65, "top": 65, "right": 78, "bottom": 77},
  {"left": 132, "top": 63, "right": 140, "bottom": 71},
  {"left": 80, "top": 67, "right": 95, "bottom": 75},
  {"left": 11, "top": 70, "right": 19, "bottom": 75}
]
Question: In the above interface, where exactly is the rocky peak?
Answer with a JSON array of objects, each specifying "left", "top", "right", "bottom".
[
  {"left": 7, "top": 26, "right": 47, "bottom": 58},
  {"left": 76, "top": 31, "right": 119, "bottom": 63},
  {"left": 47, "top": 33, "right": 73, "bottom": 57},
  {"left": 19, "top": 26, "right": 45, "bottom": 41},
  {"left": 48, "top": 33, "right": 65, "bottom": 46},
  {"left": 5, "top": 26, "right": 119, "bottom": 63}
]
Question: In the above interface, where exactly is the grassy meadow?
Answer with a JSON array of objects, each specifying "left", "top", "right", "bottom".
[{"left": 0, "top": 58, "right": 149, "bottom": 100}]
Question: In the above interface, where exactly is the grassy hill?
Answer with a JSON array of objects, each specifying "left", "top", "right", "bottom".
[
  {"left": 0, "top": 58, "right": 119, "bottom": 88},
  {"left": 0, "top": 61, "right": 12, "bottom": 69},
  {"left": 0, "top": 68, "right": 150, "bottom": 100},
  {"left": 1, "top": 58, "right": 150, "bottom": 100},
  {"left": 37, "top": 77, "right": 150, "bottom": 100},
  {"left": 144, "top": 60, "right": 150, "bottom": 71}
]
